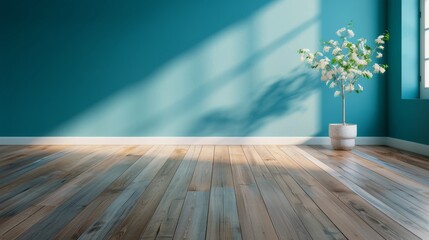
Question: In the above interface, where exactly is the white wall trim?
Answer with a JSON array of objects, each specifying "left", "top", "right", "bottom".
[
  {"left": 386, "top": 137, "right": 429, "bottom": 156},
  {"left": 0, "top": 137, "right": 386, "bottom": 146}
]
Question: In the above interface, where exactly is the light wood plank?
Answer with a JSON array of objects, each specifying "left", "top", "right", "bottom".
[
  {"left": 329, "top": 147, "right": 429, "bottom": 198},
  {"left": 353, "top": 147, "right": 429, "bottom": 186},
  {"left": 256, "top": 146, "right": 346, "bottom": 240},
  {"left": 173, "top": 191, "right": 210, "bottom": 240},
  {"left": 206, "top": 146, "right": 242, "bottom": 240},
  {"left": 107, "top": 146, "right": 188, "bottom": 239},
  {"left": 269, "top": 145, "right": 384, "bottom": 240},
  {"left": 141, "top": 145, "right": 202, "bottom": 240},
  {"left": 0, "top": 146, "right": 51, "bottom": 167},
  {"left": 1, "top": 206, "right": 55, "bottom": 240},
  {"left": 309, "top": 146, "right": 429, "bottom": 207},
  {"left": 368, "top": 146, "right": 429, "bottom": 170},
  {"left": 292, "top": 146, "right": 425, "bottom": 240},
  {"left": 0, "top": 145, "right": 427, "bottom": 239},
  {"left": 0, "top": 146, "right": 124, "bottom": 238},
  {"left": 64, "top": 145, "right": 163, "bottom": 240},
  {"left": 0, "top": 146, "right": 90, "bottom": 193},
  {"left": 0, "top": 146, "right": 115, "bottom": 222},
  {"left": 188, "top": 145, "right": 214, "bottom": 192},
  {"left": 39, "top": 146, "right": 125, "bottom": 207},
  {"left": 242, "top": 145, "right": 311, "bottom": 240},
  {"left": 0, "top": 147, "right": 45, "bottom": 174},
  {"left": 16, "top": 146, "right": 145, "bottom": 240},
  {"left": 79, "top": 145, "right": 188, "bottom": 240},
  {"left": 172, "top": 145, "right": 214, "bottom": 240},
  {"left": 229, "top": 146, "right": 278, "bottom": 240},
  {"left": 307, "top": 146, "right": 429, "bottom": 219}
]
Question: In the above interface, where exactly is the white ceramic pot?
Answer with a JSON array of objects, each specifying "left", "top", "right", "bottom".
[{"left": 329, "top": 124, "right": 357, "bottom": 150}]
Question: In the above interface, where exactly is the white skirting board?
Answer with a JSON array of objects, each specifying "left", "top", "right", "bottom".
[
  {"left": 1, "top": 137, "right": 428, "bottom": 156},
  {"left": 385, "top": 137, "right": 429, "bottom": 157},
  {"left": 0, "top": 136, "right": 385, "bottom": 145}
]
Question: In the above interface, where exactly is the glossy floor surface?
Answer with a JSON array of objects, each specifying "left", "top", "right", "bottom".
[{"left": 0, "top": 145, "right": 428, "bottom": 240}]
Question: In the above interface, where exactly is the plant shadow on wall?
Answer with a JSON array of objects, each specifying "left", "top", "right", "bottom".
[
  {"left": 0, "top": 0, "right": 272, "bottom": 135},
  {"left": 123, "top": 17, "right": 319, "bottom": 136},
  {"left": 188, "top": 67, "right": 320, "bottom": 136}
]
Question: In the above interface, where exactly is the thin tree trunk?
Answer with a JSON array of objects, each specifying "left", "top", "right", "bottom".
[{"left": 341, "top": 80, "right": 346, "bottom": 125}]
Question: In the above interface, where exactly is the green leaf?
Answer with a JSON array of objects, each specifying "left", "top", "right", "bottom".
[{"left": 384, "top": 31, "right": 390, "bottom": 41}]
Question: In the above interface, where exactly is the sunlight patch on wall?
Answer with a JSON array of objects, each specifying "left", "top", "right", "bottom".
[{"left": 52, "top": 0, "right": 321, "bottom": 136}]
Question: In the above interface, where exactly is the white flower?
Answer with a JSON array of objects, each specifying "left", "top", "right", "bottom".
[
  {"left": 359, "top": 41, "right": 366, "bottom": 51},
  {"left": 328, "top": 40, "right": 338, "bottom": 46},
  {"left": 317, "top": 58, "right": 330, "bottom": 69},
  {"left": 345, "top": 84, "right": 355, "bottom": 92},
  {"left": 306, "top": 54, "right": 314, "bottom": 64},
  {"left": 321, "top": 70, "right": 328, "bottom": 80},
  {"left": 375, "top": 38, "right": 385, "bottom": 44},
  {"left": 363, "top": 70, "right": 373, "bottom": 78},
  {"left": 321, "top": 75, "right": 328, "bottom": 81},
  {"left": 373, "top": 63, "right": 386, "bottom": 73},
  {"left": 334, "top": 91, "right": 341, "bottom": 97},
  {"left": 350, "top": 69, "right": 363, "bottom": 75},
  {"left": 326, "top": 70, "right": 335, "bottom": 80},
  {"left": 336, "top": 27, "right": 346, "bottom": 37},
  {"left": 323, "top": 46, "right": 331, "bottom": 52},
  {"left": 332, "top": 47, "right": 342, "bottom": 55},
  {"left": 298, "top": 26, "right": 390, "bottom": 98},
  {"left": 373, "top": 63, "right": 380, "bottom": 70},
  {"left": 351, "top": 53, "right": 367, "bottom": 66}
]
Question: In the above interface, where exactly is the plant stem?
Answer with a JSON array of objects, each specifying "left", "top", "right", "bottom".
[{"left": 341, "top": 79, "right": 346, "bottom": 125}]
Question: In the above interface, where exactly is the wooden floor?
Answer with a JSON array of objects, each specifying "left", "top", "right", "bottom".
[{"left": 0, "top": 145, "right": 429, "bottom": 240}]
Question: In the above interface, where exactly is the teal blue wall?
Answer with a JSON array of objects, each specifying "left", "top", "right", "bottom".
[
  {"left": 1, "top": 0, "right": 387, "bottom": 137},
  {"left": 387, "top": 0, "right": 429, "bottom": 145}
]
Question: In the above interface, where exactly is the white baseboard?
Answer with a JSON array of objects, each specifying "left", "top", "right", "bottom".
[
  {"left": 0, "top": 136, "right": 385, "bottom": 145},
  {"left": 386, "top": 137, "right": 429, "bottom": 156}
]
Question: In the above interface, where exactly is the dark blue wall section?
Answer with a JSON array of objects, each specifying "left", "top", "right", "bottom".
[
  {"left": 387, "top": 0, "right": 429, "bottom": 145},
  {"left": 1, "top": 0, "right": 388, "bottom": 137}
]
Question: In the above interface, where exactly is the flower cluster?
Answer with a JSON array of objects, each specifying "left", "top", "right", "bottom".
[{"left": 298, "top": 24, "right": 389, "bottom": 97}]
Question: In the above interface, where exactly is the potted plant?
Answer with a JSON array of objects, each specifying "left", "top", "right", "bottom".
[{"left": 298, "top": 23, "right": 389, "bottom": 150}]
